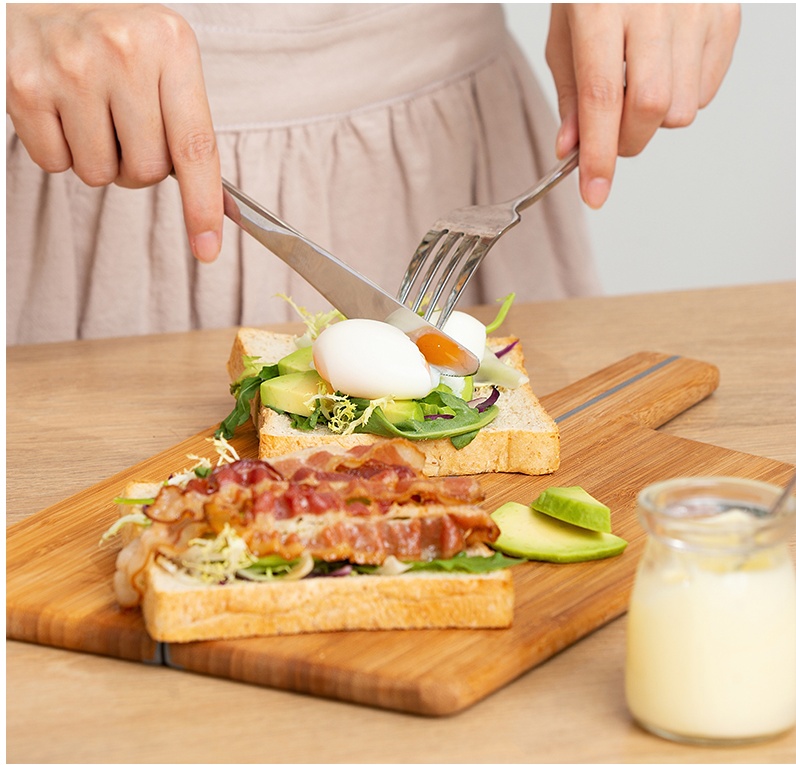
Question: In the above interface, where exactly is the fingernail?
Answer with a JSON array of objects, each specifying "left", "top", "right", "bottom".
[
  {"left": 192, "top": 231, "right": 220, "bottom": 262},
  {"left": 584, "top": 178, "right": 611, "bottom": 209}
]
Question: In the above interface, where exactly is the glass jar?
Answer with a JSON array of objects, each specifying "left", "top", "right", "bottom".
[{"left": 625, "top": 476, "right": 796, "bottom": 745}]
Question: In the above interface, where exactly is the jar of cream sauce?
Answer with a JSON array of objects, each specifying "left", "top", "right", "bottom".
[{"left": 626, "top": 477, "right": 796, "bottom": 745}]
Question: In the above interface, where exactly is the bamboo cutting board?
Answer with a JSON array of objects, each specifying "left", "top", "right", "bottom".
[{"left": 7, "top": 352, "right": 793, "bottom": 716}]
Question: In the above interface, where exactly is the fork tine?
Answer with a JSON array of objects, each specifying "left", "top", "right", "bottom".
[
  {"left": 397, "top": 229, "right": 446, "bottom": 304},
  {"left": 422, "top": 234, "right": 479, "bottom": 319},
  {"left": 407, "top": 231, "right": 464, "bottom": 312},
  {"left": 433, "top": 237, "right": 496, "bottom": 328}
]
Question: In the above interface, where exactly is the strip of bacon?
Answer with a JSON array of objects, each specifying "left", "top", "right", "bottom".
[
  {"left": 144, "top": 468, "right": 495, "bottom": 563},
  {"left": 232, "top": 506, "right": 498, "bottom": 564},
  {"left": 115, "top": 441, "right": 496, "bottom": 606}
]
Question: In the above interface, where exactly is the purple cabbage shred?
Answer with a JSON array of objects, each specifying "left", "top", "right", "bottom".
[
  {"left": 468, "top": 386, "right": 500, "bottom": 412},
  {"left": 495, "top": 340, "right": 519, "bottom": 358}
]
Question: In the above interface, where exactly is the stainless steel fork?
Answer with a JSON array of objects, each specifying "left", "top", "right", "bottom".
[{"left": 397, "top": 148, "right": 579, "bottom": 327}]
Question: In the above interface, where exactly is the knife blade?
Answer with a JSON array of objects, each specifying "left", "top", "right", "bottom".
[{"left": 221, "top": 180, "right": 480, "bottom": 376}]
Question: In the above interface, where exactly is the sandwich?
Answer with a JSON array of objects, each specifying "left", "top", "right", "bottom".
[
  {"left": 220, "top": 295, "right": 559, "bottom": 477},
  {"left": 106, "top": 439, "right": 520, "bottom": 642}
]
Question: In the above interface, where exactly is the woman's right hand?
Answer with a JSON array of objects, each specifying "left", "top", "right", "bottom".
[{"left": 6, "top": 3, "right": 223, "bottom": 262}]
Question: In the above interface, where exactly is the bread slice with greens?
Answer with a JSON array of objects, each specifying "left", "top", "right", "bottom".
[{"left": 224, "top": 326, "right": 559, "bottom": 477}]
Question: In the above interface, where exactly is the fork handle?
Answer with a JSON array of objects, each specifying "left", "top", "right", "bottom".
[{"left": 510, "top": 148, "right": 579, "bottom": 213}]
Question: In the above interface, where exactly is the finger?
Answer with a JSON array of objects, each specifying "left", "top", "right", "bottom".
[
  {"left": 545, "top": 5, "right": 579, "bottom": 157},
  {"left": 569, "top": 7, "right": 626, "bottom": 208},
  {"left": 698, "top": 4, "right": 741, "bottom": 108},
  {"left": 6, "top": 57, "right": 74, "bottom": 172},
  {"left": 663, "top": 18, "right": 702, "bottom": 129},
  {"left": 8, "top": 107, "right": 73, "bottom": 174},
  {"left": 112, "top": 85, "right": 171, "bottom": 189},
  {"left": 619, "top": 11, "right": 674, "bottom": 155},
  {"left": 159, "top": 36, "right": 223, "bottom": 263},
  {"left": 58, "top": 96, "right": 120, "bottom": 187}
]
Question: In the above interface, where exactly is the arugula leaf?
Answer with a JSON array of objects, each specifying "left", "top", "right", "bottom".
[
  {"left": 449, "top": 430, "right": 480, "bottom": 449},
  {"left": 216, "top": 362, "right": 280, "bottom": 439},
  {"left": 407, "top": 551, "right": 526, "bottom": 573},
  {"left": 288, "top": 412, "right": 315, "bottom": 432},
  {"left": 238, "top": 552, "right": 526, "bottom": 580},
  {"left": 350, "top": 389, "right": 498, "bottom": 449},
  {"left": 237, "top": 554, "right": 302, "bottom": 580}
]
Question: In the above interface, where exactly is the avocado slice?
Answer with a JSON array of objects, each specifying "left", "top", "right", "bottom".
[
  {"left": 277, "top": 345, "right": 314, "bottom": 375},
  {"left": 531, "top": 486, "right": 613, "bottom": 533},
  {"left": 378, "top": 399, "right": 425, "bottom": 425},
  {"left": 491, "top": 502, "right": 627, "bottom": 563},
  {"left": 260, "top": 370, "right": 327, "bottom": 417}
]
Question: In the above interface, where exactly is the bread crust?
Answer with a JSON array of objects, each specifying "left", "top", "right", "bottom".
[
  {"left": 227, "top": 328, "right": 560, "bottom": 476},
  {"left": 143, "top": 561, "right": 514, "bottom": 642}
]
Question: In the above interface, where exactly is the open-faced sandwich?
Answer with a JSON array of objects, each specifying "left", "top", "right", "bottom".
[
  {"left": 107, "top": 439, "right": 521, "bottom": 642},
  {"left": 100, "top": 298, "right": 633, "bottom": 644},
  {"left": 220, "top": 295, "right": 559, "bottom": 477}
]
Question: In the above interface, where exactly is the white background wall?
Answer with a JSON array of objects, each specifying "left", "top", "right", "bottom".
[{"left": 504, "top": 3, "right": 796, "bottom": 296}]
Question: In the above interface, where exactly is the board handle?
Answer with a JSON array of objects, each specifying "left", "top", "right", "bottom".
[{"left": 541, "top": 352, "right": 720, "bottom": 431}]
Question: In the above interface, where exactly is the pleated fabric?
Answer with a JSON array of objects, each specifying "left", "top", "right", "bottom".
[{"left": 6, "top": 3, "right": 599, "bottom": 345}]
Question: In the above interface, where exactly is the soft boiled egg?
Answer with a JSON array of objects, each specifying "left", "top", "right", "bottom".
[
  {"left": 428, "top": 310, "right": 487, "bottom": 362},
  {"left": 313, "top": 319, "right": 441, "bottom": 400}
]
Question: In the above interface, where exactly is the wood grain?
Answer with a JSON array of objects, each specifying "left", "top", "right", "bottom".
[
  {"left": 7, "top": 282, "right": 796, "bottom": 763},
  {"left": 9, "top": 349, "right": 791, "bottom": 716}
]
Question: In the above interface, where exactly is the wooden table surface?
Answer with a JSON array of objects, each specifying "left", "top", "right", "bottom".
[{"left": 7, "top": 281, "right": 796, "bottom": 764}]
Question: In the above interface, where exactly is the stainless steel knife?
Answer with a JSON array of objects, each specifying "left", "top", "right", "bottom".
[{"left": 221, "top": 180, "right": 480, "bottom": 376}]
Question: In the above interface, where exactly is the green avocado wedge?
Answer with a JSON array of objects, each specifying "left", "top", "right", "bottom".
[
  {"left": 531, "top": 486, "right": 613, "bottom": 533},
  {"left": 260, "top": 370, "right": 327, "bottom": 417},
  {"left": 491, "top": 501, "right": 628, "bottom": 563},
  {"left": 277, "top": 345, "right": 314, "bottom": 375}
]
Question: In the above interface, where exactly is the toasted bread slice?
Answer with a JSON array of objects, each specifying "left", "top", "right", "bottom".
[
  {"left": 142, "top": 561, "right": 513, "bottom": 642},
  {"left": 226, "top": 327, "right": 559, "bottom": 476}
]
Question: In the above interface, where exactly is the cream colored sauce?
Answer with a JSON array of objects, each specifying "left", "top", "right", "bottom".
[{"left": 626, "top": 514, "right": 796, "bottom": 742}]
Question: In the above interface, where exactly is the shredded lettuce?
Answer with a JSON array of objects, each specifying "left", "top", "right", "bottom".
[
  {"left": 100, "top": 512, "right": 152, "bottom": 544},
  {"left": 176, "top": 524, "right": 258, "bottom": 584},
  {"left": 484, "top": 293, "right": 516, "bottom": 334},
  {"left": 167, "top": 439, "right": 240, "bottom": 486}
]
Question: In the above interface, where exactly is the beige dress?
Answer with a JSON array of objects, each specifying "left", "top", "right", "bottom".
[{"left": 6, "top": 3, "right": 599, "bottom": 346}]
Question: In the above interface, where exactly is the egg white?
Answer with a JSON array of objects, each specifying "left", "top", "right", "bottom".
[{"left": 313, "top": 319, "right": 440, "bottom": 400}]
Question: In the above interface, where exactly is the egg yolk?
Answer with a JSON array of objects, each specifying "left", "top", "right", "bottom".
[{"left": 414, "top": 330, "right": 467, "bottom": 370}]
